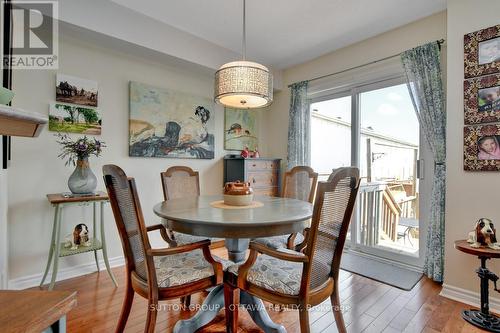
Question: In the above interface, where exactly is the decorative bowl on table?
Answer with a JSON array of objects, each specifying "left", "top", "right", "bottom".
[{"left": 224, "top": 181, "right": 254, "bottom": 206}]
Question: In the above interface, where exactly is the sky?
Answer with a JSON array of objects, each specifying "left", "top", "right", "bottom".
[{"left": 311, "top": 84, "right": 419, "bottom": 145}]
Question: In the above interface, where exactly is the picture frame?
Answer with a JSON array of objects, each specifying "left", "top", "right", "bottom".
[
  {"left": 464, "top": 124, "right": 500, "bottom": 171},
  {"left": 464, "top": 74, "right": 500, "bottom": 124},
  {"left": 464, "top": 24, "right": 500, "bottom": 79},
  {"left": 48, "top": 102, "right": 102, "bottom": 135},
  {"left": 128, "top": 81, "right": 215, "bottom": 159},
  {"left": 56, "top": 74, "right": 98, "bottom": 107},
  {"left": 224, "top": 107, "right": 258, "bottom": 151}
]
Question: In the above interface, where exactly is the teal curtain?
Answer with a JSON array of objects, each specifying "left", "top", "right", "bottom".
[
  {"left": 287, "top": 81, "right": 310, "bottom": 170},
  {"left": 401, "top": 42, "right": 446, "bottom": 282}
]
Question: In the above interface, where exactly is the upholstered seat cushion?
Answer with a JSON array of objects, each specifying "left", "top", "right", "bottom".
[
  {"left": 154, "top": 249, "right": 230, "bottom": 288},
  {"left": 172, "top": 231, "right": 223, "bottom": 246},
  {"left": 253, "top": 232, "right": 305, "bottom": 249},
  {"left": 227, "top": 252, "right": 305, "bottom": 295}
]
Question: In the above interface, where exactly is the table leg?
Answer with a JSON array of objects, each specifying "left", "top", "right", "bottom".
[
  {"left": 100, "top": 202, "right": 118, "bottom": 287},
  {"left": 40, "top": 204, "right": 59, "bottom": 287},
  {"left": 174, "top": 238, "right": 286, "bottom": 332},
  {"left": 93, "top": 202, "right": 100, "bottom": 272},
  {"left": 240, "top": 292, "right": 286, "bottom": 333},
  {"left": 49, "top": 204, "right": 63, "bottom": 290},
  {"left": 225, "top": 238, "right": 249, "bottom": 263},
  {"left": 462, "top": 256, "right": 500, "bottom": 332},
  {"left": 173, "top": 285, "right": 225, "bottom": 333}
]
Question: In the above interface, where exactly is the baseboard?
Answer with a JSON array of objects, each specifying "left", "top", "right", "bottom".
[
  {"left": 8, "top": 256, "right": 125, "bottom": 290},
  {"left": 440, "top": 283, "right": 500, "bottom": 313}
]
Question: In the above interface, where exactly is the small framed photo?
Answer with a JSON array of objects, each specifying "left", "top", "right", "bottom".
[
  {"left": 464, "top": 74, "right": 500, "bottom": 124},
  {"left": 464, "top": 24, "right": 500, "bottom": 78},
  {"left": 464, "top": 124, "right": 500, "bottom": 171}
]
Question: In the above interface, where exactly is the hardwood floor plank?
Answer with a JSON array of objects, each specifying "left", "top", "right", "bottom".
[{"left": 28, "top": 249, "right": 481, "bottom": 333}]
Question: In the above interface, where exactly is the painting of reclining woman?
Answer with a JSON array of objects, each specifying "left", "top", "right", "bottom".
[
  {"left": 56, "top": 73, "right": 98, "bottom": 107},
  {"left": 129, "top": 81, "right": 215, "bottom": 159}
]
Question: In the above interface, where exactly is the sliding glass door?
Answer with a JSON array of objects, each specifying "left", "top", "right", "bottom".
[{"left": 310, "top": 77, "right": 428, "bottom": 268}]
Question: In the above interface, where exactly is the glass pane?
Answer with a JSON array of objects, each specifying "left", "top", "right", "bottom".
[
  {"left": 310, "top": 96, "right": 351, "bottom": 181},
  {"left": 357, "top": 84, "right": 420, "bottom": 256}
]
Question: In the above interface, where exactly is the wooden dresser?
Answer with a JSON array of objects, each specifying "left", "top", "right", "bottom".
[{"left": 223, "top": 156, "right": 281, "bottom": 196}]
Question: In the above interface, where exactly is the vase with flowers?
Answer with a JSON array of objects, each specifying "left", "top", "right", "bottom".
[{"left": 56, "top": 133, "right": 105, "bottom": 195}]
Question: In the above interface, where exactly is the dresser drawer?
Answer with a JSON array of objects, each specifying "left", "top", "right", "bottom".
[
  {"left": 253, "top": 187, "right": 279, "bottom": 197},
  {"left": 246, "top": 160, "right": 279, "bottom": 171},
  {"left": 247, "top": 171, "right": 278, "bottom": 188}
]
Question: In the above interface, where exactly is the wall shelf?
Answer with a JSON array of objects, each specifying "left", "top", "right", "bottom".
[{"left": 0, "top": 105, "right": 47, "bottom": 137}]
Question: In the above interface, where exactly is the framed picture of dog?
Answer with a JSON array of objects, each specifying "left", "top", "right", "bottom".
[
  {"left": 464, "top": 24, "right": 500, "bottom": 79},
  {"left": 464, "top": 124, "right": 500, "bottom": 171},
  {"left": 464, "top": 74, "right": 500, "bottom": 124}
]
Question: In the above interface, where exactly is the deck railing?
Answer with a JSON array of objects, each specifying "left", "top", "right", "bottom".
[{"left": 357, "top": 182, "right": 418, "bottom": 247}]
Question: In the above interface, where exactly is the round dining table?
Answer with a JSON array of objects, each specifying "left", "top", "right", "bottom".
[{"left": 153, "top": 194, "right": 313, "bottom": 333}]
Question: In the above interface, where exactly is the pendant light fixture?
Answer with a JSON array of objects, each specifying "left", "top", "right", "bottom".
[{"left": 214, "top": 0, "right": 273, "bottom": 109}]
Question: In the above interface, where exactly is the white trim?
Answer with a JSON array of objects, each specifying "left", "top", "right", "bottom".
[
  {"left": 440, "top": 284, "right": 500, "bottom": 313},
  {"left": 8, "top": 256, "right": 124, "bottom": 290}
]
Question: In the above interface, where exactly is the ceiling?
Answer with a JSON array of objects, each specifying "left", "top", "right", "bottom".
[{"left": 110, "top": 0, "right": 446, "bottom": 70}]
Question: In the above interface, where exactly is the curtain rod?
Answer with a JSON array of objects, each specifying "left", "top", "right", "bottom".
[{"left": 288, "top": 38, "right": 445, "bottom": 88}]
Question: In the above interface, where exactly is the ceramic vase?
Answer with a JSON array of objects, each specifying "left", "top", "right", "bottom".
[{"left": 68, "top": 157, "right": 97, "bottom": 194}]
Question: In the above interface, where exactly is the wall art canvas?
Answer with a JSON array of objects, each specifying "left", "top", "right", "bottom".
[
  {"left": 464, "top": 24, "right": 500, "bottom": 78},
  {"left": 464, "top": 124, "right": 500, "bottom": 171},
  {"left": 464, "top": 74, "right": 500, "bottom": 124},
  {"left": 129, "top": 81, "right": 214, "bottom": 159},
  {"left": 48, "top": 102, "right": 101, "bottom": 135},
  {"left": 56, "top": 74, "right": 98, "bottom": 107},
  {"left": 224, "top": 107, "right": 258, "bottom": 151}
]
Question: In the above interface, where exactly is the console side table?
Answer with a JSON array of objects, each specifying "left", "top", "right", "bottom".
[
  {"left": 40, "top": 192, "right": 118, "bottom": 290},
  {"left": 455, "top": 239, "right": 500, "bottom": 332}
]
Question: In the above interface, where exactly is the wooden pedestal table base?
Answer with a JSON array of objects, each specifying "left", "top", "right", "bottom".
[
  {"left": 154, "top": 195, "right": 312, "bottom": 333},
  {"left": 174, "top": 238, "right": 286, "bottom": 333},
  {"left": 455, "top": 240, "right": 500, "bottom": 332}
]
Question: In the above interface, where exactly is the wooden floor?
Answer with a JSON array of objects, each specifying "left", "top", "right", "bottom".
[{"left": 37, "top": 248, "right": 482, "bottom": 333}]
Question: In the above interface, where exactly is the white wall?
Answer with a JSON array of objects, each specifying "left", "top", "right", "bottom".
[
  {"left": 442, "top": 0, "right": 500, "bottom": 303},
  {"left": 8, "top": 32, "right": 265, "bottom": 286},
  {"left": 264, "top": 12, "right": 447, "bottom": 162}
]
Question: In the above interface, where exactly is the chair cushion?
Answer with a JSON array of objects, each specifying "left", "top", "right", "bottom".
[
  {"left": 172, "top": 231, "right": 223, "bottom": 246},
  {"left": 253, "top": 232, "right": 305, "bottom": 250},
  {"left": 227, "top": 253, "right": 304, "bottom": 295},
  {"left": 154, "top": 249, "right": 221, "bottom": 288}
]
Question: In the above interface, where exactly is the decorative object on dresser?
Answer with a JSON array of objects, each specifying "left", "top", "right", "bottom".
[
  {"left": 41, "top": 192, "right": 117, "bottom": 290},
  {"left": 129, "top": 81, "right": 215, "bottom": 159},
  {"left": 464, "top": 24, "right": 500, "bottom": 79},
  {"left": 223, "top": 155, "right": 281, "bottom": 197},
  {"left": 56, "top": 133, "right": 104, "bottom": 194},
  {"left": 224, "top": 107, "right": 258, "bottom": 150},
  {"left": 223, "top": 181, "right": 254, "bottom": 206}
]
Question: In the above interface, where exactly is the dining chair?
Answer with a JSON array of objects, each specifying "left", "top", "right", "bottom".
[
  {"left": 224, "top": 167, "right": 360, "bottom": 333},
  {"left": 253, "top": 166, "right": 318, "bottom": 250},
  {"left": 160, "top": 166, "right": 225, "bottom": 249},
  {"left": 103, "top": 165, "right": 225, "bottom": 333}
]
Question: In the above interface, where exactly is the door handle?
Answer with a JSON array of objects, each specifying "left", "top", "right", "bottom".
[{"left": 416, "top": 159, "right": 424, "bottom": 180}]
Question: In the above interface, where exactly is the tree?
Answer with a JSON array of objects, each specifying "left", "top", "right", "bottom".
[
  {"left": 80, "top": 107, "right": 99, "bottom": 124},
  {"left": 56, "top": 104, "right": 76, "bottom": 123}
]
